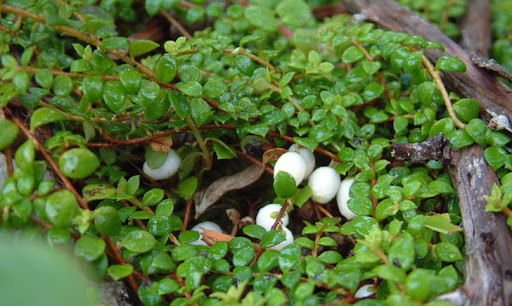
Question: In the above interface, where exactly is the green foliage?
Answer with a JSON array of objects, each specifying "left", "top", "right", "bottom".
[{"left": 0, "top": 0, "right": 509, "bottom": 304}]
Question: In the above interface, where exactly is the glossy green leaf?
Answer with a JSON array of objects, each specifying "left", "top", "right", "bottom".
[
  {"left": 435, "top": 55, "right": 466, "bottom": 72},
  {"left": 14, "top": 72, "right": 30, "bottom": 93},
  {"left": 30, "top": 107, "right": 68, "bottom": 131},
  {"left": 449, "top": 129, "right": 474, "bottom": 149},
  {"left": 172, "top": 244, "right": 199, "bottom": 262},
  {"left": 58, "top": 148, "right": 100, "bottom": 179},
  {"left": 151, "top": 251, "right": 176, "bottom": 272},
  {"left": 405, "top": 269, "right": 434, "bottom": 301},
  {"left": 142, "top": 188, "right": 165, "bottom": 207},
  {"left": 388, "top": 236, "right": 415, "bottom": 269},
  {"left": 122, "top": 230, "right": 157, "bottom": 253},
  {"left": 190, "top": 98, "right": 211, "bottom": 126},
  {"left": 0, "top": 83, "right": 17, "bottom": 106},
  {"left": 486, "top": 129, "right": 511, "bottom": 147},
  {"left": 129, "top": 40, "right": 159, "bottom": 57},
  {"left": 21, "top": 47, "right": 34, "bottom": 66},
  {"left": 107, "top": 264, "right": 134, "bottom": 281},
  {"left": 53, "top": 75, "right": 73, "bottom": 97},
  {"left": 318, "top": 251, "right": 343, "bottom": 264},
  {"left": 347, "top": 197, "right": 373, "bottom": 216},
  {"left": 257, "top": 250, "right": 280, "bottom": 272},
  {"left": 46, "top": 189, "right": 79, "bottom": 228},
  {"left": 15, "top": 139, "right": 35, "bottom": 171},
  {"left": 155, "top": 199, "right": 174, "bottom": 216},
  {"left": 179, "top": 231, "right": 200, "bottom": 244},
  {"left": 177, "top": 81, "right": 202, "bottom": 97},
  {"left": 243, "top": 224, "right": 267, "bottom": 240},
  {"left": 103, "top": 81, "right": 127, "bottom": 113},
  {"left": 74, "top": 235, "right": 106, "bottom": 261},
  {"left": 484, "top": 147, "right": 507, "bottom": 170},
  {"left": 291, "top": 186, "right": 311, "bottom": 208},
  {"left": 82, "top": 184, "right": 116, "bottom": 202},
  {"left": 342, "top": 46, "right": 364, "bottom": 64},
  {"left": 424, "top": 213, "right": 463, "bottom": 234},
  {"left": 176, "top": 256, "right": 211, "bottom": 277},
  {"left": 35, "top": 69, "right": 54, "bottom": 90},
  {"left": 207, "top": 241, "right": 229, "bottom": 262},
  {"left": 273, "top": 171, "right": 297, "bottom": 198},
  {"left": 169, "top": 91, "right": 190, "bottom": 119},
  {"left": 204, "top": 80, "right": 227, "bottom": 99},
  {"left": 102, "top": 37, "right": 129, "bottom": 50},
  {"left": 155, "top": 54, "right": 177, "bottom": 84},
  {"left": 147, "top": 215, "right": 173, "bottom": 236},
  {"left": 145, "top": 0, "right": 162, "bottom": 16},
  {"left": 177, "top": 176, "right": 198, "bottom": 199},
  {"left": 119, "top": 70, "right": 141, "bottom": 94},
  {"left": 434, "top": 242, "right": 463, "bottom": 262},
  {"left": 373, "top": 264, "right": 406, "bottom": 283},
  {"left": 93, "top": 206, "right": 121, "bottom": 235},
  {"left": 465, "top": 118, "right": 488, "bottom": 146},
  {"left": 244, "top": 5, "right": 279, "bottom": 32},
  {"left": 0, "top": 119, "right": 19, "bottom": 150},
  {"left": 453, "top": 99, "right": 480, "bottom": 123},
  {"left": 235, "top": 55, "right": 255, "bottom": 76},
  {"left": 260, "top": 230, "right": 285, "bottom": 249},
  {"left": 416, "top": 81, "right": 436, "bottom": 105},
  {"left": 82, "top": 75, "right": 103, "bottom": 102}
]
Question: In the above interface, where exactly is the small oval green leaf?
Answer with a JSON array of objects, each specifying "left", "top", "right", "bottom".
[{"left": 58, "top": 148, "right": 100, "bottom": 179}]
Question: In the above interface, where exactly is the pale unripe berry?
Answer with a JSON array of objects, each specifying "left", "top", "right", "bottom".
[
  {"left": 190, "top": 221, "right": 223, "bottom": 246},
  {"left": 289, "top": 144, "right": 315, "bottom": 178},
  {"left": 272, "top": 227, "right": 294, "bottom": 251},
  {"left": 143, "top": 149, "right": 181, "bottom": 180},
  {"left": 354, "top": 284, "right": 375, "bottom": 298},
  {"left": 256, "top": 204, "right": 290, "bottom": 230},
  {"left": 308, "top": 166, "right": 341, "bottom": 204},
  {"left": 273, "top": 152, "right": 306, "bottom": 186},
  {"left": 337, "top": 178, "right": 358, "bottom": 220}
]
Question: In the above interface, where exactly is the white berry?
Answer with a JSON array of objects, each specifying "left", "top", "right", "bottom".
[
  {"left": 337, "top": 178, "right": 358, "bottom": 220},
  {"left": 273, "top": 152, "right": 306, "bottom": 186},
  {"left": 189, "top": 221, "right": 223, "bottom": 246},
  {"left": 308, "top": 166, "right": 341, "bottom": 204},
  {"left": 143, "top": 149, "right": 181, "bottom": 180},
  {"left": 289, "top": 144, "right": 315, "bottom": 178},
  {"left": 272, "top": 227, "right": 294, "bottom": 251},
  {"left": 256, "top": 204, "right": 290, "bottom": 230},
  {"left": 354, "top": 284, "right": 375, "bottom": 298}
]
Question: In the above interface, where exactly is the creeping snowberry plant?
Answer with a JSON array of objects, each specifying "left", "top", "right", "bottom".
[{"left": 0, "top": 0, "right": 511, "bottom": 305}]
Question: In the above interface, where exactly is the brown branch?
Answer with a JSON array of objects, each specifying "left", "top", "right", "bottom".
[
  {"left": 461, "top": 0, "right": 492, "bottom": 57},
  {"left": 389, "top": 134, "right": 512, "bottom": 304},
  {"left": 445, "top": 146, "right": 512, "bottom": 305},
  {"left": 159, "top": 9, "right": 192, "bottom": 40},
  {"left": 102, "top": 234, "right": 145, "bottom": 302},
  {"left": 182, "top": 197, "right": 193, "bottom": 232},
  {"left": 312, "top": 4, "right": 350, "bottom": 19},
  {"left": 342, "top": 0, "right": 512, "bottom": 126},
  {"left": 391, "top": 134, "right": 451, "bottom": 166}
]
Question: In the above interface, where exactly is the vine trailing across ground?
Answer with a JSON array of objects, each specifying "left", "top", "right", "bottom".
[{"left": 0, "top": 0, "right": 511, "bottom": 305}]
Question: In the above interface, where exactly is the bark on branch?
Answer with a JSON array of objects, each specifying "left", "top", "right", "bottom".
[
  {"left": 447, "top": 146, "right": 512, "bottom": 305},
  {"left": 393, "top": 136, "right": 512, "bottom": 305},
  {"left": 342, "top": 0, "right": 512, "bottom": 125}
]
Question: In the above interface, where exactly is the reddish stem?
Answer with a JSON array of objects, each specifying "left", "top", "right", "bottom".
[
  {"left": 7, "top": 109, "right": 89, "bottom": 210},
  {"left": 279, "top": 24, "right": 294, "bottom": 38}
]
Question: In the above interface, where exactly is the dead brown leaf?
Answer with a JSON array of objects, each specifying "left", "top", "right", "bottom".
[
  {"left": 262, "top": 148, "right": 288, "bottom": 165},
  {"left": 195, "top": 164, "right": 265, "bottom": 217},
  {"left": 149, "top": 135, "right": 173, "bottom": 153}
]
